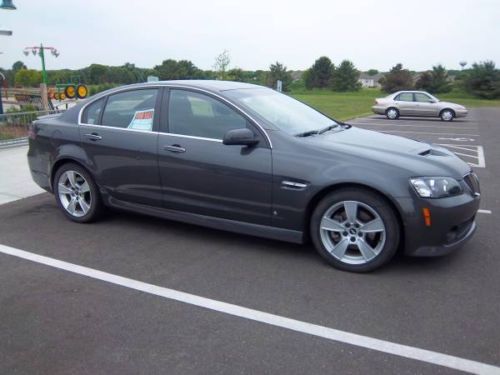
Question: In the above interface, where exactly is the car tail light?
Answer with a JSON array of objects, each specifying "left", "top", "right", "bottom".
[{"left": 374, "top": 99, "right": 379, "bottom": 105}]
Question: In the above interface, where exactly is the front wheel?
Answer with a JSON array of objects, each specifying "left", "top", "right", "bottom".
[
  {"left": 54, "top": 163, "right": 102, "bottom": 223},
  {"left": 310, "top": 188, "right": 400, "bottom": 272}
]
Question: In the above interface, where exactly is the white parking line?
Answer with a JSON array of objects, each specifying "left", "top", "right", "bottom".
[
  {"left": 351, "top": 122, "right": 477, "bottom": 130},
  {"left": 438, "top": 144, "right": 486, "bottom": 168},
  {"left": 478, "top": 209, "right": 492, "bottom": 214},
  {"left": 377, "top": 130, "right": 480, "bottom": 136},
  {"left": 0, "top": 244, "right": 499, "bottom": 375}
]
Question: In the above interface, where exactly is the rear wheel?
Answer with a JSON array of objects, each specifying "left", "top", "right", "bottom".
[
  {"left": 440, "top": 109, "right": 454, "bottom": 121},
  {"left": 385, "top": 107, "right": 399, "bottom": 120},
  {"left": 310, "top": 188, "right": 400, "bottom": 272},
  {"left": 54, "top": 163, "right": 102, "bottom": 223}
]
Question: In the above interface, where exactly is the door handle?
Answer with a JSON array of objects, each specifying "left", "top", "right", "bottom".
[
  {"left": 84, "top": 133, "right": 102, "bottom": 141},
  {"left": 164, "top": 144, "right": 186, "bottom": 153}
]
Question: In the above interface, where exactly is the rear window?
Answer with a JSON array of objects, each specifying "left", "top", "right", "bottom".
[{"left": 101, "top": 89, "right": 158, "bottom": 130}]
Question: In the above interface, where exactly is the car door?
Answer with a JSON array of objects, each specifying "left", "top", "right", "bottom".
[
  {"left": 79, "top": 88, "right": 162, "bottom": 206},
  {"left": 157, "top": 88, "right": 273, "bottom": 226},
  {"left": 394, "top": 92, "right": 415, "bottom": 115},
  {"left": 414, "top": 92, "right": 438, "bottom": 117}
]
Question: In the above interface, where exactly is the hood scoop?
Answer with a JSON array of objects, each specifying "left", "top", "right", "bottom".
[{"left": 419, "top": 148, "right": 448, "bottom": 157}]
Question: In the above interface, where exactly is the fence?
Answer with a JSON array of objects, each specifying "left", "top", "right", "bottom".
[{"left": 0, "top": 109, "right": 64, "bottom": 147}]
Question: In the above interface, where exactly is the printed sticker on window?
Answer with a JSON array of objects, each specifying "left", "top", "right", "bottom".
[{"left": 128, "top": 109, "right": 154, "bottom": 131}]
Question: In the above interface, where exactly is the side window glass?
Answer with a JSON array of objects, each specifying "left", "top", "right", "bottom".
[
  {"left": 415, "top": 93, "right": 432, "bottom": 102},
  {"left": 82, "top": 98, "right": 105, "bottom": 124},
  {"left": 396, "top": 93, "right": 413, "bottom": 102},
  {"left": 168, "top": 90, "right": 247, "bottom": 139},
  {"left": 101, "top": 89, "right": 158, "bottom": 130}
]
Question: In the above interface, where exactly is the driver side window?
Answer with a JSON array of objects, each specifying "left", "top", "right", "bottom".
[{"left": 168, "top": 90, "right": 247, "bottom": 139}]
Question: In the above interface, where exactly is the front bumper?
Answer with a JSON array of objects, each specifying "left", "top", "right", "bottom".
[
  {"left": 400, "top": 192, "right": 480, "bottom": 257},
  {"left": 454, "top": 109, "right": 468, "bottom": 118}
]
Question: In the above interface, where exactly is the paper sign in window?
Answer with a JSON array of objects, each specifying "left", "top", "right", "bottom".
[{"left": 128, "top": 109, "right": 154, "bottom": 131}]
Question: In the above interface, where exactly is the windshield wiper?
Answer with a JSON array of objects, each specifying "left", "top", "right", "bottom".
[
  {"left": 318, "top": 123, "right": 339, "bottom": 134},
  {"left": 295, "top": 130, "right": 320, "bottom": 137}
]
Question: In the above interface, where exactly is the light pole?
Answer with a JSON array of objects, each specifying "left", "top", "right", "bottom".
[{"left": 23, "top": 45, "right": 60, "bottom": 84}]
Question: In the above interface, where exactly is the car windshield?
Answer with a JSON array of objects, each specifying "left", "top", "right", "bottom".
[{"left": 225, "top": 88, "right": 337, "bottom": 136}]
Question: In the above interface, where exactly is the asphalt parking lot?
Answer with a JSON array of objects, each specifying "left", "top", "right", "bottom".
[{"left": 1, "top": 108, "right": 499, "bottom": 374}]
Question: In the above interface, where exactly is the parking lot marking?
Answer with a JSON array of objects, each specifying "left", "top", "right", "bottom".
[
  {"left": 1, "top": 244, "right": 499, "bottom": 375},
  {"left": 437, "top": 144, "right": 486, "bottom": 168},
  {"left": 352, "top": 122, "right": 477, "bottom": 131},
  {"left": 377, "top": 130, "right": 480, "bottom": 136},
  {"left": 478, "top": 209, "right": 492, "bottom": 214}
]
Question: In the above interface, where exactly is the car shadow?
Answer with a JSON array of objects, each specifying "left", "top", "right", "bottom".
[{"left": 103, "top": 207, "right": 466, "bottom": 276}]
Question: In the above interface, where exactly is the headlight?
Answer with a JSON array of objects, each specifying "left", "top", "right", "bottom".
[{"left": 410, "top": 177, "right": 463, "bottom": 198}]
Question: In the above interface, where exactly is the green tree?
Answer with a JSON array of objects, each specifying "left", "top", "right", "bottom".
[
  {"left": 213, "top": 50, "right": 231, "bottom": 80},
  {"left": 14, "top": 69, "right": 42, "bottom": 87},
  {"left": 464, "top": 61, "right": 500, "bottom": 99},
  {"left": 153, "top": 59, "right": 203, "bottom": 80},
  {"left": 227, "top": 68, "right": 245, "bottom": 82},
  {"left": 331, "top": 60, "right": 361, "bottom": 91},
  {"left": 415, "top": 65, "right": 452, "bottom": 94},
  {"left": 304, "top": 56, "right": 334, "bottom": 89},
  {"left": 379, "top": 63, "right": 414, "bottom": 93},
  {"left": 12, "top": 61, "right": 27, "bottom": 72},
  {"left": 266, "top": 62, "right": 292, "bottom": 91},
  {"left": 367, "top": 69, "right": 379, "bottom": 76},
  {"left": 88, "top": 64, "right": 109, "bottom": 84}
]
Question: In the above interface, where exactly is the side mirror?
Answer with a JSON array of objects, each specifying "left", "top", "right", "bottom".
[
  {"left": 223, "top": 128, "right": 259, "bottom": 146},
  {"left": 429, "top": 99, "right": 437, "bottom": 103}
]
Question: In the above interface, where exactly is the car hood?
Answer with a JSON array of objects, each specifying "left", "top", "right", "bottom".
[{"left": 301, "top": 126, "right": 471, "bottom": 178}]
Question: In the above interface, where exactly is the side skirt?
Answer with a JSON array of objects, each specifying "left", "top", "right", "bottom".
[{"left": 106, "top": 196, "right": 304, "bottom": 244}]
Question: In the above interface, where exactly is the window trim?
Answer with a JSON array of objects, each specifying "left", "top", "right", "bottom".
[{"left": 78, "top": 84, "right": 272, "bottom": 148}]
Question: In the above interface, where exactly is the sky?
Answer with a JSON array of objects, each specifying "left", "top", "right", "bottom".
[{"left": 0, "top": 0, "right": 499, "bottom": 72}]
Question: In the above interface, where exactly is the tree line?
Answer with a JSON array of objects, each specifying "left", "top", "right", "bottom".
[
  {"left": 380, "top": 61, "right": 500, "bottom": 99},
  {"left": 1, "top": 52, "right": 499, "bottom": 99}
]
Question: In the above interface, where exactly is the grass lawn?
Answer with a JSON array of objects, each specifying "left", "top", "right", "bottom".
[{"left": 290, "top": 88, "right": 500, "bottom": 121}]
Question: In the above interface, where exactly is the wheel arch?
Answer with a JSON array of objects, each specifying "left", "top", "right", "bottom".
[
  {"left": 303, "top": 182, "right": 405, "bottom": 248},
  {"left": 50, "top": 158, "right": 90, "bottom": 191}
]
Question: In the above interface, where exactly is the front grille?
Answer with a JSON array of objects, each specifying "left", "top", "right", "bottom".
[{"left": 464, "top": 172, "right": 480, "bottom": 196}]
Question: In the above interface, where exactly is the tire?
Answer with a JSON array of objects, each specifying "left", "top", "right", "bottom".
[
  {"left": 440, "top": 109, "right": 454, "bottom": 121},
  {"left": 76, "top": 84, "right": 89, "bottom": 99},
  {"left": 385, "top": 107, "right": 399, "bottom": 120},
  {"left": 310, "top": 188, "right": 400, "bottom": 272},
  {"left": 64, "top": 85, "right": 76, "bottom": 99},
  {"left": 53, "top": 163, "right": 102, "bottom": 223}
]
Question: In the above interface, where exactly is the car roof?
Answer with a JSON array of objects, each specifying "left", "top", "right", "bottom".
[{"left": 127, "top": 80, "right": 263, "bottom": 93}]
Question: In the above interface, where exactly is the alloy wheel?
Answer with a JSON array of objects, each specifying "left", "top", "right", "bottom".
[
  {"left": 441, "top": 110, "right": 453, "bottom": 121},
  {"left": 319, "top": 200, "right": 386, "bottom": 265},
  {"left": 57, "top": 170, "right": 92, "bottom": 218}
]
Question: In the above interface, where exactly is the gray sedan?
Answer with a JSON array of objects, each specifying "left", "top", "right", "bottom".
[
  {"left": 372, "top": 91, "right": 468, "bottom": 121},
  {"left": 27, "top": 81, "right": 479, "bottom": 272}
]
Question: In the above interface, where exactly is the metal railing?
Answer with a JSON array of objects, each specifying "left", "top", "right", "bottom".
[{"left": 0, "top": 109, "right": 64, "bottom": 147}]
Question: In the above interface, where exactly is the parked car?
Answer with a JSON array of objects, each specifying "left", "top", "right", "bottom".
[
  {"left": 372, "top": 91, "right": 468, "bottom": 121},
  {"left": 28, "top": 81, "right": 480, "bottom": 272}
]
